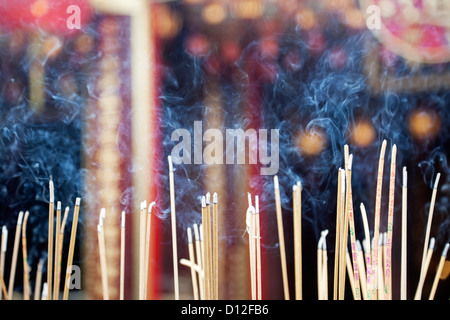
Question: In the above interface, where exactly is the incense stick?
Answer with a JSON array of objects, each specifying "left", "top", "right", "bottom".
[
  {"left": 322, "top": 231, "right": 329, "bottom": 300},
  {"left": 145, "top": 202, "right": 155, "bottom": 299},
  {"left": 193, "top": 223, "right": 204, "bottom": 300},
  {"left": 63, "top": 197, "right": 81, "bottom": 300},
  {"left": 168, "top": 156, "right": 179, "bottom": 300},
  {"left": 372, "top": 139, "right": 387, "bottom": 300},
  {"left": 385, "top": 144, "right": 396, "bottom": 300},
  {"left": 53, "top": 202, "right": 61, "bottom": 300},
  {"left": 401, "top": 167, "right": 407, "bottom": 300},
  {"left": 8, "top": 210, "right": 23, "bottom": 299},
  {"left": 247, "top": 204, "right": 256, "bottom": 300},
  {"left": 98, "top": 208, "right": 109, "bottom": 300},
  {"left": 0, "top": 226, "right": 7, "bottom": 300},
  {"left": 187, "top": 227, "right": 199, "bottom": 300},
  {"left": 293, "top": 182, "right": 302, "bottom": 300},
  {"left": 333, "top": 170, "right": 342, "bottom": 300},
  {"left": 429, "top": 243, "right": 449, "bottom": 300},
  {"left": 22, "top": 211, "right": 30, "bottom": 300},
  {"left": 201, "top": 196, "right": 210, "bottom": 300},
  {"left": 359, "top": 203, "right": 372, "bottom": 300},
  {"left": 317, "top": 235, "right": 323, "bottom": 300},
  {"left": 213, "top": 193, "right": 219, "bottom": 300},
  {"left": 274, "top": 175, "right": 290, "bottom": 300},
  {"left": 418, "top": 173, "right": 441, "bottom": 295},
  {"left": 205, "top": 192, "right": 212, "bottom": 300},
  {"left": 346, "top": 250, "right": 356, "bottom": 299},
  {"left": 41, "top": 282, "right": 48, "bottom": 300},
  {"left": 139, "top": 201, "right": 146, "bottom": 300},
  {"left": 356, "top": 240, "right": 367, "bottom": 300},
  {"left": 54, "top": 207, "right": 69, "bottom": 300},
  {"left": 338, "top": 168, "right": 347, "bottom": 300},
  {"left": 255, "top": 195, "right": 262, "bottom": 300},
  {"left": 48, "top": 176, "right": 54, "bottom": 300},
  {"left": 415, "top": 238, "right": 435, "bottom": 300},
  {"left": 377, "top": 236, "right": 385, "bottom": 300},
  {"left": 34, "top": 258, "right": 44, "bottom": 300},
  {"left": 120, "top": 211, "right": 125, "bottom": 301}
]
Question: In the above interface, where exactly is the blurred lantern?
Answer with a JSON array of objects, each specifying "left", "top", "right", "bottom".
[
  {"left": 185, "top": 33, "right": 210, "bottom": 57},
  {"left": 153, "top": 4, "right": 182, "bottom": 40},
  {"left": 349, "top": 119, "right": 376, "bottom": 147},
  {"left": 295, "top": 7, "right": 316, "bottom": 31},
  {"left": 232, "top": 0, "right": 264, "bottom": 20},
  {"left": 202, "top": 3, "right": 227, "bottom": 25},
  {"left": 259, "top": 37, "right": 279, "bottom": 60},
  {"left": 408, "top": 108, "right": 441, "bottom": 141},
  {"left": 221, "top": 40, "right": 241, "bottom": 64},
  {"left": 294, "top": 127, "right": 328, "bottom": 156}
]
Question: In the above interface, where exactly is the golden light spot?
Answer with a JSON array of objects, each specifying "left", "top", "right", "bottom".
[
  {"left": 153, "top": 5, "right": 182, "bottom": 39},
  {"left": 408, "top": 109, "right": 441, "bottom": 141},
  {"left": 42, "top": 36, "right": 63, "bottom": 59},
  {"left": 344, "top": 7, "right": 365, "bottom": 29},
  {"left": 202, "top": 3, "right": 227, "bottom": 25},
  {"left": 233, "top": 0, "right": 264, "bottom": 20},
  {"left": 76, "top": 34, "right": 94, "bottom": 54},
  {"left": 295, "top": 8, "right": 316, "bottom": 30},
  {"left": 294, "top": 128, "right": 328, "bottom": 156},
  {"left": 31, "top": 0, "right": 49, "bottom": 17},
  {"left": 349, "top": 120, "right": 376, "bottom": 147}
]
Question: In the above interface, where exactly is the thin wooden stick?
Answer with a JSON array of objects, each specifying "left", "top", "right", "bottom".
[
  {"left": 180, "top": 258, "right": 203, "bottom": 277},
  {"left": 293, "top": 182, "right": 302, "bottom": 300},
  {"left": 187, "top": 227, "right": 199, "bottom": 300},
  {"left": 317, "top": 235, "right": 323, "bottom": 300},
  {"left": 377, "top": 236, "right": 385, "bottom": 300},
  {"left": 213, "top": 193, "right": 219, "bottom": 300},
  {"left": 418, "top": 173, "right": 441, "bottom": 295},
  {"left": 54, "top": 207, "right": 69, "bottom": 300},
  {"left": 48, "top": 176, "right": 54, "bottom": 301},
  {"left": 34, "top": 258, "right": 44, "bottom": 300},
  {"left": 338, "top": 168, "right": 347, "bottom": 300},
  {"left": 98, "top": 208, "right": 109, "bottom": 300},
  {"left": 139, "top": 201, "right": 146, "bottom": 300},
  {"left": 41, "top": 282, "right": 48, "bottom": 300},
  {"left": 346, "top": 250, "right": 356, "bottom": 299},
  {"left": 120, "top": 211, "right": 126, "bottom": 301},
  {"left": 168, "top": 156, "right": 179, "bottom": 300},
  {"left": 322, "top": 231, "right": 328, "bottom": 300},
  {"left": 0, "top": 272, "right": 8, "bottom": 300},
  {"left": 356, "top": 240, "right": 367, "bottom": 300},
  {"left": 385, "top": 144, "right": 396, "bottom": 300},
  {"left": 346, "top": 155, "right": 361, "bottom": 300},
  {"left": 255, "top": 195, "right": 262, "bottom": 301},
  {"left": 63, "top": 197, "right": 81, "bottom": 300},
  {"left": 415, "top": 238, "right": 435, "bottom": 300},
  {"left": 401, "top": 167, "right": 408, "bottom": 300},
  {"left": 360, "top": 203, "right": 372, "bottom": 300},
  {"left": 205, "top": 192, "right": 212, "bottom": 300},
  {"left": 333, "top": 170, "right": 342, "bottom": 300},
  {"left": 53, "top": 202, "right": 61, "bottom": 300},
  {"left": 199, "top": 223, "right": 205, "bottom": 300},
  {"left": 8, "top": 210, "right": 23, "bottom": 300},
  {"left": 193, "top": 223, "right": 204, "bottom": 300},
  {"left": 201, "top": 196, "right": 210, "bottom": 300},
  {"left": 0, "top": 226, "right": 7, "bottom": 300},
  {"left": 274, "top": 175, "right": 289, "bottom": 300},
  {"left": 247, "top": 204, "right": 256, "bottom": 300},
  {"left": 22, "top": 211, "right": 30, "bottom": 300},
  {"left": 429, "top": 243, "right": 449, "bottom": 300},
  {"left": 145, "top": 202, "right": 155, "bottom": 299},
  {"left": 372, "top": 140, "right": 387, "bottom": 300}
]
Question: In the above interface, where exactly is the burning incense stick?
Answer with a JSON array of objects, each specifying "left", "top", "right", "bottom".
[
  {"left": 385, "top": 144, "right": 396, "bottom": 300},
  {"left": 401, "top": 167, "right": 408, "bottom": 300},
  {"left": 54, "top": 207, "right": 69, "bottom": 300},
  {"left": 41, "top": 282, "right": 48, "bottom": 300},
  {"left": 360, "top": 203, "right": 372, "bottom": 300},
  {"left": 8, "top": 210, "right": 23, "bottom": 299},
  {"left": 333, "top": 170, "right": 342, "bottom": 300},
  {"left": 48, "top": 176, "right": 54, "bottom": 301},
  {"left": 247, "top": 204, "right": 256, "bottom": 300},
  {"left": 346, "top": 155, "right": 361, "bottom": 300},
  {"left": 63, "top": 197, "right": 81, "bottom": 300},
  {"left": 187, "top": 227, "right": 199, "bottom": 300},
  {"left": 193, "top": 223, "right": 204, "bottom": 300},
  {"left": 372, "top": 139, "right": 387, "bottom": 300},
  {"left": 213, "top": 193, "right": 219, "bottom": 300},
  {"left": 429, "top": 243, "right": 449, "bottom": 300},
  {"left": 377, "top": 236, "right": 385, "bottom": 300},
  {"left": 274, "top": 175, "right": 290, "bottom": 300},
  {"left": 322, "top": 231, "right": 329, "bottom": 300},
  {"left": 53, "top": 202, "right": 61, "bottom": 300},
  {"left": 22, "top": 211, "right": 30, "bottom": 300},
  {"left": 201, "top": 196, "right": 210, "bottom": 300},
  {"left": 205, "top": 192, "right": 212, "bottom": 300},
  {"left": 338, "top": 168, "right": 347, "bottom": 300},
  {"left": 418, "top": 173, "right": 441, "bottom": 294},
  {"left": 415, "top": 238, "right": 435, "bottom": 300},
  {"left": 0, "top": 226, "right": 7, "bottom": 300},
  {"left": 34, "top": 258, "right": 44, "bottom": 300},
  {"left": 255, "top": 195, "right": 262, "bottom": 301},
  {"left": 293, "top": 182, "right": 302, "bottom": 300},
  {"left": 317, "top": 235, "right": 323, "bottom": 300},
  {"left": 168, "top": 156, "right": 179, "bottom": 300},
  {"left": 139, "top": 201, "right": 146, "bottom": 300},
  {"left": 98, "top": 208, "right": 109, "bottom": 300},
  {"left": 120, "top": 211, "right": 125, "bottom": 301},
  {"left": 346, "top": 250, "right": 356, "bottom": 300}
]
